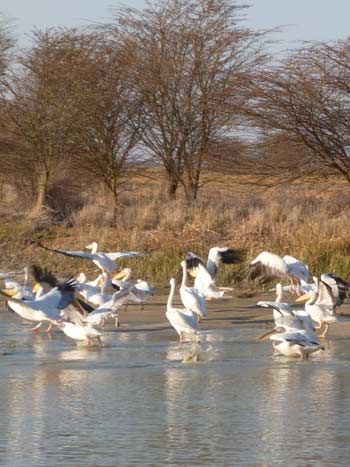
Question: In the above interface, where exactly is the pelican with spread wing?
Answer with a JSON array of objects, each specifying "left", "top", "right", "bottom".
[
  {"left": 1, "top": 265, "right": 77, "bottom": 331},
  {"left": 38, "top": 241, "right": 146, "bottom": 273},
  {"left": 249, "top": 251, "right": 311, "bottom": 292},
  {"left": 296, "top": 276, "right": 343, "bottom": 338}
]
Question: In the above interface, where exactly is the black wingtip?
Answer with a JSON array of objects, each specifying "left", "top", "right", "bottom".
[
  {"left": 185, "top": 252, "right": 205, "bottom": 270},
  {"left": 218, "top": 248, "right": 246, "bottom": 264},
  {"left": 31, "top": 264, "right": 58, "bottom": 287}
]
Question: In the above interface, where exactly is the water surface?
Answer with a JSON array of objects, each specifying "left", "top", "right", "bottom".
[{"left": 1, "top": 309, "right": 350, "bottom": 467}]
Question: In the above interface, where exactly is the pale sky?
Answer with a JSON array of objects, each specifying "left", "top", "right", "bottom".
[{"left": 1, "top": 0, "right": 350, "bottom": 50}]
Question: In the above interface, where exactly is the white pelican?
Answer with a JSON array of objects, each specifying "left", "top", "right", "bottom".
[
  {"left": 58, "top": 307, "right": 103, "bottom": 346},
  {"left": 296, "top": 276, "right": 341, "bottom": 338},
  {"left": 166, "top": 278, "right": 199, "bottom": 343},
  {"left": 86, "top": 288, "right": 132, "bottom": 328},
  {"left": 269, "top": 330, "right": 323, "bottom": 359},
  {"left": 111, "top": 268, "right": 153, "bottom": 308},
  {"left": 1, "top": 269, "right": 77, "bottom": 331},
  {"left": 257, "top": 283, "right": 294, "bottom": 329},
  {"left": 249, "top": 251, "right": 311, "bottom": 291},
  {"left": 179, "top": 260, "right": 207, "bottom": 321},
  {"left": 38, "top": 241, "right": 145, "bottom": 273},
  {"left": 4, "top": 267, "right": 33, "bottom": 300},
  {"left": 257, "top": 302, "right": 322, "bottom": 358},
  {"left": 320, "top": 273, "right": 350, "bottom": 305},
  {"left": 270, "top": 273, "right": 350, "bottom": 304},
  {"left": 185, "top": 255, "right": 224, "bottom": 299},
  {"left": 77, "top": 273, "right": 112, "bottom": 307},
  {"left": 187, "top": 247, "right": 243, "bottom": 280}
]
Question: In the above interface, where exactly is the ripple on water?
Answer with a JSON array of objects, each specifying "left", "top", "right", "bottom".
[{"left": 1, "top": 319, "right": 350, "bottom": 466}]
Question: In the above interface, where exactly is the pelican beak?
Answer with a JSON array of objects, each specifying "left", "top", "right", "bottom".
[
  {"left": 113, "top": 270, "right": 126, "bottom": 281},
  {"left": 1, "top": 289, "right": 17, "bottom": 297},
  {"left": 85, "top": 243, "right": 93, "bottom": 249},
  {"left": 189, "top": 270, "right": 197, "bottom": 278},
  {"left": 256, "top": 327, "right": 278, "bottom": 341},
  {"left": 98, "top": 276, "right": 106, "bottom": 286},
  {"left": 32, "top": 283, "right": 41, "bottom": 293},
  {"left": 296, "top": 293, "right": 312, "bottom": 302}
]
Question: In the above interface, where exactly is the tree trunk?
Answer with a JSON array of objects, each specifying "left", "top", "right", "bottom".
[
  {"left": 184, "top": 183, "right": 199, "bottom": 203},
  {"left": 167, "top": 179, "right": 179, "bottom": 200},
  {"left": 30, "top": 171, "right": 48, "bottom": 218},
  {"left": 111, "top": 191, "right": 119, "bottom": 227}
]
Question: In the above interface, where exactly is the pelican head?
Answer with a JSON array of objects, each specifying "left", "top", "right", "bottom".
[
  {"left": 76, "top": 272, "right": 86, "bottom": 284},
  {"left": 296, "top": 292, "right": 313, "bottom": 302},
  {"left": 98, "top": 272, "right": 108, "bottom": 287},
  {"left": 1, "top": 288, "right": 18, "bottom": 297},
  {"left": 113, "top": 268, "right": 132, "bottom": 281},
  {"left": 169, "top": 278, "right": 176, "bottom": 287},
  {"left": 32, "top": 282, "right": 42, "bottom": 294},
  {"left": 85, "top": 242, "right": 98, "bottom": 252}
]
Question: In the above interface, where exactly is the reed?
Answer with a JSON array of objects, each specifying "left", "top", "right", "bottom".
[{"left": 1, "top": 179, "right": 350, "bottom": 288}]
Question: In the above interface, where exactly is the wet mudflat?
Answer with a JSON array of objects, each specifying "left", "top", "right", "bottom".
[{"left": 1, "top": 293, "right": 350, "bottom": 467}]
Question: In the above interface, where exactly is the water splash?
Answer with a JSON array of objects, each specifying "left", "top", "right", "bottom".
[{"left": 182, "top": 344, "right": 213, "bottom": 364}]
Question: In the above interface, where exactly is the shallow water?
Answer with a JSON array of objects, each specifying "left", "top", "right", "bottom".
[{"left": 1, "top": 310, "right": 350, "bottom": 467}]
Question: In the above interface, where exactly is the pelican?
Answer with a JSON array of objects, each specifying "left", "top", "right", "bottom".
[
  {"left": 58, "top": 307, "right": 103, "bottom": 346},
  {"left": 257, "top": 302, "right": 322, "bottom": 358},
  {"left": 249, "top": 251, "right": 311, "bottom": 292},
  {"left": 4, "top": 267, "right": 33, "bottom": 300},
  {"left": 77, "top": 273, "right": 112, "bottom": 307},
  {"left": 270, "top": 273, "right": 350, "bottom": 304},
  {"left": 296, "top": 276, "right": 341, "bottom": 338},
  {"left": 1, "top": 267, "right": 77, "bottom": 331},
  {"left": 111, "top": 268, "right": 153, "bottom": 308},
  {"left": 187, "top": 247, "right": 243, "bottom": 280},
  {"left": 38, "top": 241, "right": 146, "bottom": 273},
  {"left": 179, "top": 260, "right": 207, "bottom": 321},
  {"left": 185, "top": 254, "right": 225, "bottom": 299},
  {"left": 268, "top": 329, "right": 323, "bottom": 359},
  {"left": 257, "top": 283, "right": 294, "bottom": 329},
  {"left": 86, "top": 288, "right": 132, "bottom": 328},
  {"left": 166, "top": 278, "right": 199, "bottom": 343}
]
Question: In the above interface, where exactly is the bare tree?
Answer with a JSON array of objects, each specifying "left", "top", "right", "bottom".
[
  {"left": 110, "top": 0, "right": 268, "bottom": 201},
  {"left": 0, "top": 29, "right": 90, "bottom": 217},
  {"left": 0, "top": 13, "right": 13, "bottom": 83},
  {"left": 71, "top": 37, "right": 142, "bottom": 225},
  {"left": 253, "top": 38, "right": 350, "bottom": 184}
]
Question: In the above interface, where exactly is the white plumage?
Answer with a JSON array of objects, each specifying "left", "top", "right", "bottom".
[
  {"left": 39, "top": 241, "right": 145, "bottom": 273},
  {"left": 179, "top": 261, "right": 207, "bottom": 320},
  {"left": 166, "top": 278, "right": 199, "bottom": 343},
  {"left": 249, "top": 251, "right": 311, "bottom": 285}
]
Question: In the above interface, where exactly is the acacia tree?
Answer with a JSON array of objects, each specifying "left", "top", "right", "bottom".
[
  {"left": 0, "top": 14, "right": 13, "bottom": 82},
  {"left": 254, "top": 39, "right": 350, "bottom": 183},
  {"left": 72, "top": 37, "right": 142, "bottom": 225},
  {"left": 0, "top": 29, "right": 91, "bottom": 217},
  {"left": 111, "top": 0, "right": 267, "bottom": 201}
]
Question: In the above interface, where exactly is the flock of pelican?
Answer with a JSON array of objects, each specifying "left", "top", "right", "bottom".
[
  {"left": 0, "top": 243, "right": 349, "bottom": 360},
  {"left": 251, "top": 251, "right": 349, "bottom": 359}
]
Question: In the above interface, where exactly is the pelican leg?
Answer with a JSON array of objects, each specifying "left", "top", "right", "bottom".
[
  {"left": 97, "top": 336, "right": 103, "bottom": 346},
  {"left": 319, "top": 324, "right": 329, "bottom": 339},
  {"left": 29, "top": 322, "right": 42, "bottom": 332},
  {"left": 115, "top": 316, "right": 120, "bottom": 328},
  {"left": 44, "top": 323, "right": 53, "bottom": 333},
  {"left": 179, "top": 332, "right": 184, "bottom": 343},
  {"left": 87, "top": 337, "right": 93, "bottom": 347}
]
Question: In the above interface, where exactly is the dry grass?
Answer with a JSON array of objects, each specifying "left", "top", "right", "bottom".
[{"left": 1, "top": 175, "right": 350, "bottom": 288}]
